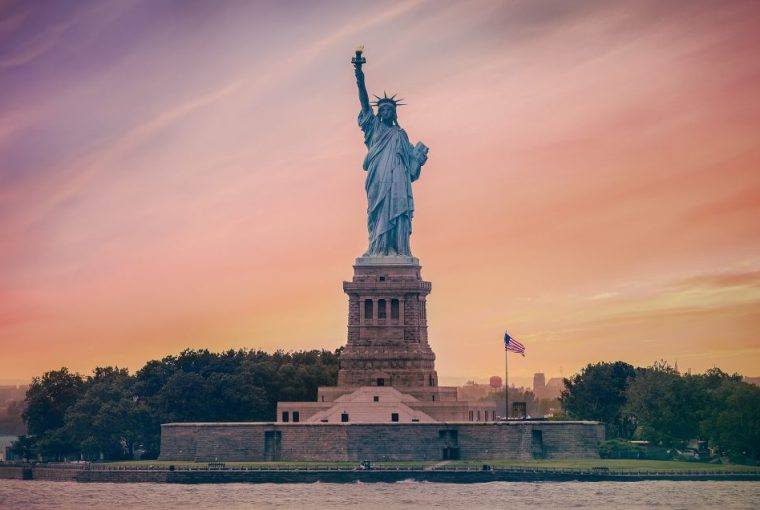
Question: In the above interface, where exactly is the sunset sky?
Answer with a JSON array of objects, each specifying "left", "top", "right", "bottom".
[{"left": 1, "top": 0, "right": 759, "bottom": 387}]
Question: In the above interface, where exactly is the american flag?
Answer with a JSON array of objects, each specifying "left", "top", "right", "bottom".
[{"left": 504, "top": 331, "right": 525, "bottom": 356}]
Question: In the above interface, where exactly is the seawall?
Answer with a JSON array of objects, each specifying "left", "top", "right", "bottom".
[{"left": 2, "top": 464, "right": 759, "bottom": 483}]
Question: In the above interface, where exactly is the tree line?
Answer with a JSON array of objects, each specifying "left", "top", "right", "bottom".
[
  {"left": 11, "top": 348, "right": 340, "bottom": 461},
  {"left": 560, "top": 360, "right": 760, "bottom": 463},
  {"left": 482, "top": 387, "right": 558, "bottom": 419},
  {"left": 10, "top": 352, "right": 758, "bottom": 463}
]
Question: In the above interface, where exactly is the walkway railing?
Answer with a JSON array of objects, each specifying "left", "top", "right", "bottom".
[{"left": 7, "top": 461, "right": 758, "bottom": 476}]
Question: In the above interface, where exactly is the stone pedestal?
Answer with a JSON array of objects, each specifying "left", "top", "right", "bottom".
[
  {"left": 274, "top": 254, "right": 496, "bottom": 422},
  {"left": 338, "top": 257, "right": 439, "bottom": 393}
]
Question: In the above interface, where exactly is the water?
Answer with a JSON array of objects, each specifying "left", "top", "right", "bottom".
[{"left": 0, "top": 480, "right": 758, "bottom": 509}]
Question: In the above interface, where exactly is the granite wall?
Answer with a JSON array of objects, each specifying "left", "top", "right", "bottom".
[{"left": 159, "top": 421, "right": 604, "bottom": 462}]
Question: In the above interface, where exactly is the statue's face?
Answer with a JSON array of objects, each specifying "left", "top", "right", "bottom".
[{"left": 378, "top": 104, "right": 395, "bottom": 122}]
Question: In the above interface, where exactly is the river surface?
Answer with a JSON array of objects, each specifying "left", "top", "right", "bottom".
[{"left": 0, "top": 480, "right": 758, "bottom": 509}]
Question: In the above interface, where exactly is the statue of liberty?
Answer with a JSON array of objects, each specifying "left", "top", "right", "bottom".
[{"left": 352, "top": 47, "right": 429, "bottom": 257}]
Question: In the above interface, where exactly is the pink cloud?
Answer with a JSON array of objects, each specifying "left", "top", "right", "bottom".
[{"left": 1, "top": 0, "right": 759, "bottom": 382}]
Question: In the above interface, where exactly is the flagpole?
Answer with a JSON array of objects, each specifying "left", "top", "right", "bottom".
[{"left": 505, "top": 346, "right": 509, "bottom": 420}]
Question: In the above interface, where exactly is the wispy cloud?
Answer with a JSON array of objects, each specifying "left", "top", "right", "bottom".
[
  {"left": 0, "top": 1, "right": 109, "bottom": 69},
  {"left": 0, "top": 80, "right": 242, "bottom": 272},
  {"left": 1, "top": 0, "right": 759, "bottom": 381},
  {"left": 0, "top": 20, "right": 67, "bottom": 68},
  {"left": 577, "top": 269, "right": 760, "bottom": 328},
  {"left": 590, "top": 292, "right": 619, "bottom": 300}
]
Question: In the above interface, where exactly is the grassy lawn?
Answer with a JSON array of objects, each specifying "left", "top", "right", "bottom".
[
  {"left": 446, "top": 459, "right": 760, "bottom": 472},
  {"left": 101, "top": 458, "right": 759, "bottom": 472},
  {"left": 107, "top": 460, "right": 358, "bottom": 468},
  {"left": 105, "top": 460, "right": 436, "bottom": 469}
]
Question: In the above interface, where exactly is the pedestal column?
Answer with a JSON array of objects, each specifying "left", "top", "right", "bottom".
[{"left": 338, "top": 256, "right": 438, "bottom": 390}]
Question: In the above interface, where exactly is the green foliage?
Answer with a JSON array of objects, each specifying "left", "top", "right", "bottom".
[
  {"left": 63, "top": 367, "right": 154, "bottom": 460},
  {"left": 15, "top": 348, "right": 340, "bottom": 461},
  {"left": 561, "top": 360, "right": 758, "bottom": 463},
  {"left": 483, "top": 387, "right": 540, "bottom": 417},
  {"left": 23, "top": 367, "right": 84, "bottom": 437},
  {"left": 560, "top": 361, "right": 637, "bottom": 438},
  {"left": 8, "top": 434, "right": 36, "bottom": 461},
  {"left": 700, "top": 379, "right": 760, "bottom": 463},
  {"left": 624, "top": 361, "right": 686, "bottom": 445},
  {"left": 598, "top": 439, "right": 645, "bottom": 459},
  {"left": 625, "top": 362, "right": 741, "bottom": 448}
]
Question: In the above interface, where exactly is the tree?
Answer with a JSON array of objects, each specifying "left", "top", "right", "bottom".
[
  {"left": 560, "top": 361, "right": 637, "bottom": 438},
  {"left": 625, "top": 363, "right": 741, "bottom": 448},
  {"left": 15, "top": 347, "right": 343, "bottom": 461},
  {"left": 23, "top": 367, "right": 84, "bottom": 436},
  {"left": 8, "top": 435, "right": 35, "bottom": 461},
  {"left": 63, "top": 367, "right": 156, "bottom": 460},
  {"left": 157, "top": 370, "right": 211, "bottom": 423},
  {"left": 34, "top": 427, "right": 79, "bottom": 461},
  {"left": 483, "top": 387, "right": 539, "bottom": 418},
  {"left": 701, "top": 379, "right": 760, "bottom": 462},
  {"left": 0, "top": 399, "right": 26, "bottom": 435},
  {"left": 624, "top": 361, "right": 687, "bottom": 445}
]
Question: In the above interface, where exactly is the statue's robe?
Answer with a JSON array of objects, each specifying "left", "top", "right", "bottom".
[{"left": 359, "top": 109, "right": 423, "bottom": 256}]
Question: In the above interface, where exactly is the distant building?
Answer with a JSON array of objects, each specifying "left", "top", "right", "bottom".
[
  {"left": 533, "top": 373, "right": 563, "bottom": 400},
  {"left": 0, "top": 436, "right": 18, "bottom": 462},
  {"left": 544, "top": 378, "right": 564, "bottom": 400},
  {"left": 489, "top": 376, "right": 502, "bottom": 388},
  {"left": 0, "top": 385, "right": 27, "bottom": 405},
  {"left": 457, "top": 380, "right": 500, "bottom": 402},
  {"left": 0, "top": 385, "right": 27, "bottom": 436},
  {"left": 533, "top": 373, "right": 546, "bottom": 395}
]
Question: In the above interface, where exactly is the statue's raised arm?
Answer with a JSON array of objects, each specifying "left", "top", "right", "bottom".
[
  {"left": 351, "top": 47, "right": 429, "bottom": 258},
  {"left": 352, "top": 46, "right": 371, "bottom": 113}
]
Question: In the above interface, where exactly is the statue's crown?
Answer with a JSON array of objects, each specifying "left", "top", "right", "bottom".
[{"left": 372, "top": 91, "right": 405, "bottom": 109}]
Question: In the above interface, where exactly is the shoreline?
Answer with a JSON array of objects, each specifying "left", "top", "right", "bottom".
[{"left": 2, "top": 464, "right": 759, "bottom": 484}]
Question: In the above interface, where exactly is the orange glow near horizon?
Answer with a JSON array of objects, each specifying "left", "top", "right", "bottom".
[{"left": 1, "top": 1, "right": 759, "bottom": 387}]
